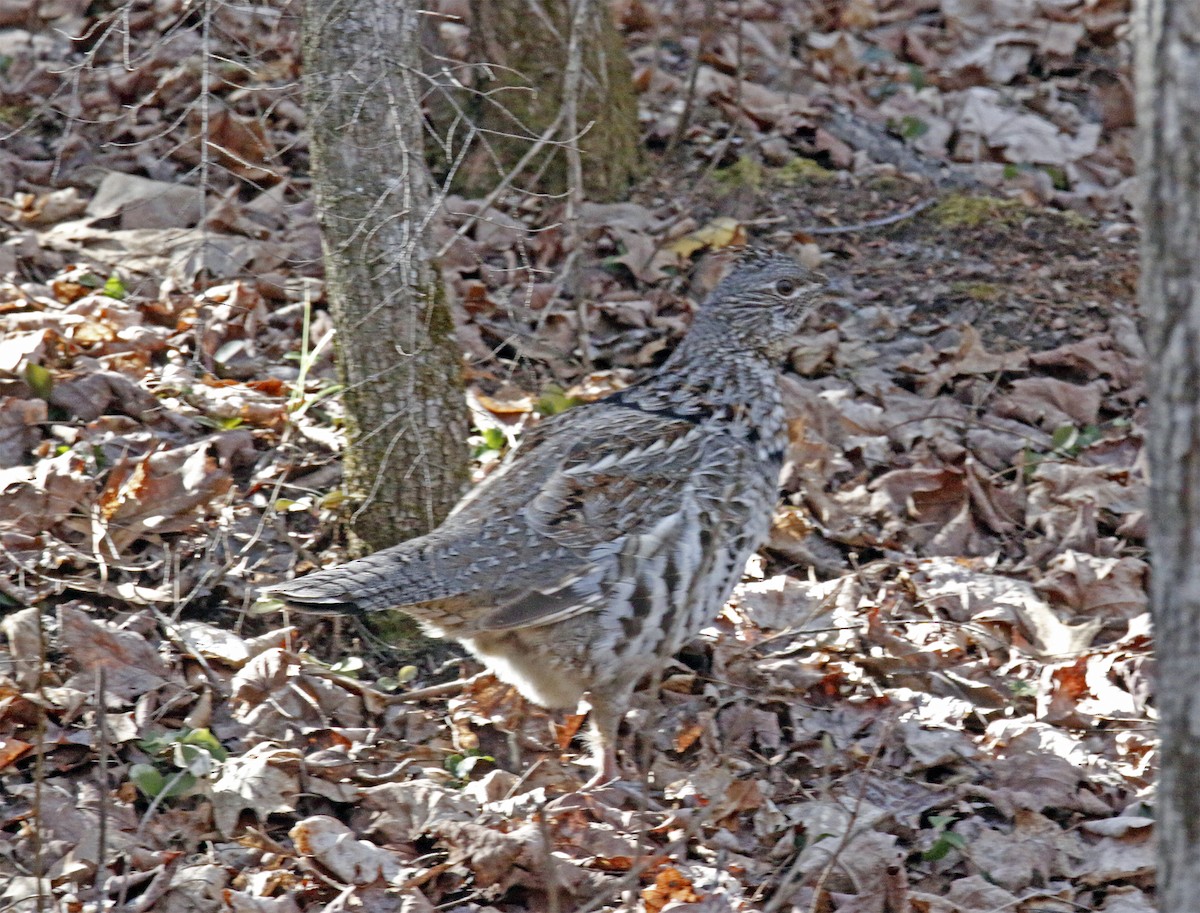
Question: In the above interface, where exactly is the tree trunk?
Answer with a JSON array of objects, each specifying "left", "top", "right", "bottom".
[
  {"left": 303, "top": 0, "right": 469, "bottom": 555},
  {"left": 1135, "top": 0, "right": 1200, "bottom": 906},
  {"left": 434, "top": 0, "right": 640, "bottom": 202}
]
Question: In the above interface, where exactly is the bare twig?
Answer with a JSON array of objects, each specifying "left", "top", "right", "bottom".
[
  {"left": 763, "top": 716, "right": 896, "bottom": 913},
  {"left": 537, "top": 797, "right": 562, "bottom": 913},
  {"left": 563, "top": 0, "right": 593, "bottom": 370},
  {"left": 33, "top": 606, "right": 46, "bottom": 913},
  {"left": 303, "top": 665, "right": 487, "bottom": 704},
  {"left": 435, "top": 106, "right": 582, "bottom": 259},
  {"left": 666, "top": 0, "right": 715, "bottom": 155},
  {"left": 800, "top": 198, "right": 936, "bottom": 235},
  {"left": 95, "top": 665, "right": 110, "bottom": 908}
]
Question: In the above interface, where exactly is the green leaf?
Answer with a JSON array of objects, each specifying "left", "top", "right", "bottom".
[
  {"left": 1076, "top": 424, "right": 1103, "bottom": 449},
  {"left": 330, "top": 656, "right": 364, "bottom": 677},
  {"left": 898, "top": 115, "right": 929, "bottom": 140},
  {"left": 24, "top": 362, "right": 53, "bottom": 400},
  {"left": 942, "top": 832, "right": 967, "bottom": 850},
  {"left": 1038, "top": 164, "right": 1069, "bottom": 191},
  {"left": 1008, "top": 679, "right": 1037, "bottom": 698},
  {"left": 129, "top": 763, "right": 196, "bottom": 799},
  {"left": 195, "top": 415, "right": 244, "bottom": 430},
  {"left": 445, "top": 749, "right": 495, "bottom": 782},
  {"left": 102, "top": 275, "right": 127, "bottom": 299},
  {"left": 1051, "top": 424, "right": 1078, "bottom": 451},
  {"left": 250, "top": 596, "right": 285, "bottom": 616},
  {"left": 129, "top": 763, "right": 166, "bottom": 798},
  {"left": 922, "top": 837, "right": 954, "bottom": 861},
  {"left": 319, "top": 490, "right": 346, "bottom": 509},
  {"left": 536, "top": 386, "right": 582, "bottom": 416},
  {"left": 174, "top": 742, "right": 217, "bottom": 776},
  {"left": 138, "top": 732, "right": 175, "bottom": 755},
  {"left": 482, "top": 427, "right": 506, "bottom": 451},
  {"left": 179, "top": 728, "right": 227, "bottom": 761},
  {"left": 160, "top": 771, "right": 197, "bottom": 798},
  {"left": 907, "top": 64, "right": 926, "bottom": 92},
  {"left": 472, "top": 426, "right": 508, "bottom": 459}
]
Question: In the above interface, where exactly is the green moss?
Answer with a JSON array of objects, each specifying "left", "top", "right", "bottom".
[
  {"left": 714, "top": 155, "right": 766, "bottom": 190},
  {"left": 713, "top": 154, "right": 835, "bottom": 192},
  {"left": 1057, "top": 209, "right": 1094, "bottom": 229},
  {"left": 931, "top": 192, "right": 1094, "bottom": 233},
  {"left": 952, "top": 281, "right": 1004, "bottom": 301},
  {"left": 0, "top": 105, "right": 32, "bottom": 126},
  {"left": 773, "top": 156, "right": 836, "bottom": 185},
  {"left": 1039, "top": 164, "right": 1069, "bottom": 191},
  {"left": 865, "top": 174, "right": 905, "bottom": 194},
  {"left": 932, "top": 194, "right": 1030, "bottom": 229}
]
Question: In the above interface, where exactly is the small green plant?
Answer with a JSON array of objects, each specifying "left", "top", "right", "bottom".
[
  {"left": 376, "top": 665, "right": 419, "bottom": 692},
  {"left": 1021, "top": 420, "right": 1123, "bottom": 481},
  {"left": 328, "top": 655, "right": 364, "bottom": 678},
  {"left": 286, "top": 295, "right": 342, "bottom": 418},
  {"left": 444, "top": 748, "right": 495, "bottom": 785},
  {"left": 24, "top": 362, "right": 53, "bottom": 400},
  {"left": 1008, "top": 679, "right": 1037, "bottom": 700},
  {"left": 130, "top": 727, "right": 228, "bottom": 801},
  {"left": 922, "top": 815, "right": 967, "bottom": 862},
  {"left": 102, "top": 275, "right": 127, "bottom": 299},
  {"left": 1049, "top": 422, "right": 1104, "bottom": 457},
  {"left": 1039, "top": 164, "right": 1069, "bottom": 191},
  {"left": 536, "top": 386, "right": 583, "bottom": 416},
  {"left": 471, "top": 426, "right": 508, "bottom": 460},
  {"left": 890, "top": 115, "right": 929, "bottom": 140},
  {"left": 250, "top": 595, "right": 285, "bottom": 616},
  {"left": 196, "top": 415, "right": 245, "bottom": 431}
]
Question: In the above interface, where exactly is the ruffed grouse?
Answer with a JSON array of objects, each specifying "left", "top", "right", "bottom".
[{"left": 270, "top": 250, "right": 820, "bottom": 784}]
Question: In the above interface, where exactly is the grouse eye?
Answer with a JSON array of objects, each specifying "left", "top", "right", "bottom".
[{"left": 774, "top": 278, "right": 798, "bottom": 297}]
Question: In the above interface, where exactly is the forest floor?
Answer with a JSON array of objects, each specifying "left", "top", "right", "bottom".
[{"left": 0, "top": 0, "right": 1153, "bottom": 911}]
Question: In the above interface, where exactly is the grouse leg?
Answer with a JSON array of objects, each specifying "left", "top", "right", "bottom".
[{"left": 581, "top": 690, "right": 629, "bottom": 788}]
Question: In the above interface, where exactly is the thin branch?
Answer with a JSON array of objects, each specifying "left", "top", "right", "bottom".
[{"left": 800, "top": 197, "right": 937, "bottom": 235}]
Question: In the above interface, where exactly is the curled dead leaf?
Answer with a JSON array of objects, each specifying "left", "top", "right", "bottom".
[
  {"left": 668, "top": 217, "right": 746, "bottom": 258},
  {"left": 642, "top": 866, "right": 703, "bottom": 913}
]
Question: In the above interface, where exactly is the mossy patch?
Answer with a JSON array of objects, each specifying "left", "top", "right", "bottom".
[
  {"left": 932, "top": 194, "right": 1030, "bottom": 229},
  {"left": 952, "top": 281, "right": 1005, "bottom": 301},
  {"left": 929, "top": 192, "right": 1093, "bottom": 233},
  {"left": 713, "top": 154, "right": 836, "bottom": 192},
  {"left": 774, "top": 156, "right": 836, "bottom": 185},
  {"left": 713, "top": 155, "right": 766, "bottom": 190}
]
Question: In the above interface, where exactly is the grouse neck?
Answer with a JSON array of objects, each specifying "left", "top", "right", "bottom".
[
  {"left": 613, "top": 327, "right": 785, "bottom": 432},
  {"left": 673, "top": 305, "right": 791, "bottom": 364}
]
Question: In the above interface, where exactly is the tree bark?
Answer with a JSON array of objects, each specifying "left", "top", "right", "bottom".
[
  {"left": 433, "top": 0, "right": 640, "bottom": 202},
  {"left": 1135, "top": 0, "right": 1200, "bottom": 906},
  {"left": 303, "top": 0, "right": 469, "bottom": 555}
]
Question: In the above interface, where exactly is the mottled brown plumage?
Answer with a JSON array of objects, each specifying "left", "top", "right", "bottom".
[{"left": 269, "top": 250, "right": 821, "bottom": 784}]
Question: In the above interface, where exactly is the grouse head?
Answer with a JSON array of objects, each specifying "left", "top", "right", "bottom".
[{"left": 695, "top": 249, "right": 825, "bottom": 361}]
